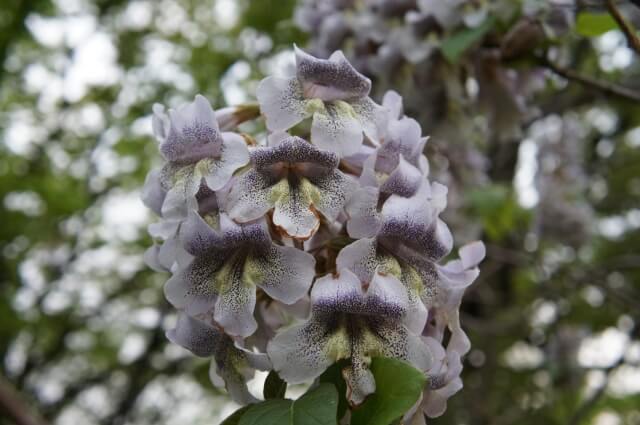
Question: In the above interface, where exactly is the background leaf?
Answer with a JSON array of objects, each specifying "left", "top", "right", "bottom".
[
  {"left": 441, "top": 16, "right": 495, "bottom": 63},
  {"left": 575, "top": 12, "right": 618, "bottom": 37}
]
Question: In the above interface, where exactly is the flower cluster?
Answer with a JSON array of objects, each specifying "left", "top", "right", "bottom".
[{"left": 142, "top": 46, "right": 484, "bottom": 421}]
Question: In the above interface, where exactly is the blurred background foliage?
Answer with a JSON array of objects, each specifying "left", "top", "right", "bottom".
[{"left": 0, "top": 0, "right": 639, "bottom": 424}]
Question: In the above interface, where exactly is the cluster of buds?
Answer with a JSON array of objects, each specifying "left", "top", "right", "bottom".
[{"left": 142, "top": 45, "right": 484, "bottom": 422}]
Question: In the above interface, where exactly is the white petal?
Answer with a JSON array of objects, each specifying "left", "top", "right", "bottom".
[
  {"left": 459, "top": 241, "right": 486, "bottom": 269},
  {"left": 226, "top": 168, "right": 273, "bottom": 223},
  {"left": 267, "top": 322, "right": 336, "bottom": 384},
  {"left": 213, "top": 270, "right": 258, "bottom": 338},
  {"left": 256, "top": 76, "right": 309, "bottom": 131},
  {"left": 144, "top": 244, "right": 167, "bottom": 272},
  {"left": 336, "top": 237, "right": 378, "bottom": 283},
  {"left": 311, "top": 269, "right": 364, "bottom": 309},
  {"left": 251, "top": 244, "right": 316, "bottom": 304},
  {"left": 312, "top": 170, "right": 358, "bottom": 224},
  {"left": 346, "top": 187, "right": 381, "bottom": 239},
  {"left": 382, "top": 90, "right": 403, "bottom": 118},
  {"left": 152, "top": 103, "right": 169, "bottom": 141},
  {"left": 141, "top": 169, "right": 166, "bottom": 216},
  {"left": 311, "top": 101, "right": 363, "bottom": 158},
  {"left": 358, "top": 153, "right": 380, "bottom": 189},
  {"left": 202, "top": 132, "right": 250, "bottom": 191},
  {"left": 351, "top": 97, "right": 387, "bottom": 143}
]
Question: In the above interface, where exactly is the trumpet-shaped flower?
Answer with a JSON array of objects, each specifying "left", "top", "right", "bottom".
[
  {"left": 340, "top": 182, "right": 484, "bottom": 331},
  {"left": 152, "top": 95, "right": 249, "bottom": 215},
  {"left": 167, "top": 313, "right": 270, "bottom": 404},
  {"left": 165, "top": 210, "right": 315, "bottom": 337},
  {"left": 268, "top": 269, "right": 432, "bottom": 405},
  {"left": 226, "top": 136, "right": 357, "bottom": 240},
  {"left": 403, "top": 341, "right": 464, "bottom": 425},
  {"left": 359, "top": 91, "right": 429, "bottom": 197},
  {"left": 142, "top": 172, "right": 218, "bottom": 273},
  {"left": 256, "top": 47, "right": 386, "bottom": 157}
]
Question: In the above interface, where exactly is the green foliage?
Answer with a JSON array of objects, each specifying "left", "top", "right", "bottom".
[
  {"left": 221, "top": 406, "right": 252, "bottom": 425},
  {"left": 575, "top": 12, "right": 618, "bottom": 37},
  {"left": 319, "top": 360, "right": 349, "bottom": 420},
  {"left": 441, "top": 16, "right": 495, "bottom": 63},
  {"left": 466, "top": 184, "right": 528, "bottom": 241},
  {"left": 242, "top": 0, "right": 307, "bottom": 45},
  {"left": 351, "top": 358, "right": 426, "bottom": 425},
  {"left": 234, "top": 383, "right": 338, "bottom": 425}
]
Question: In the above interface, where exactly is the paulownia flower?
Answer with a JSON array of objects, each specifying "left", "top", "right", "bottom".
[
  {"left": 423, "top": 241, "right": 485, "bottom": 356},
  {"left": 141, "top": 172, "right": 217, "bottom": 273},
  {"left": 226, "top": 135, "right": 357, "bottom": 240},
  {"left": 404, "top": 342, "right": 464, "bottom": 425},
  {"left": 256, "top": 46, "right": 386, "bottom": 157},
  {"left": 152, "top": 95, "right": 249, "bottom": 215},
  {"left": 164, "top": 209, "right": 315, "bottom": 337},
  {"left": 359, "top": 91, "right": 429, "bottom": 197},
  {"left": 421, "top": 346, "right": 464, "bottom": 419},
  {"left": 340, "top": 181, "right": 484, "bottom": 332},
  {"left": 167, "top": 313, "right": 270, "bottom": 404},
  {"left": 268, "top": 268, "right": 432, "bottom": 405}
]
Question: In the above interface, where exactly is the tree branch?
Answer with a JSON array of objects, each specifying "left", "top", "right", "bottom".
[
  {"left": 0, "top": 375, "right": 49, "bottom": 425},
  {"left": 606, "top": 0, "right": 640, "bottom": 55},
  {"left": 540, "top": 56, "right": 640, "bottom": 103}
]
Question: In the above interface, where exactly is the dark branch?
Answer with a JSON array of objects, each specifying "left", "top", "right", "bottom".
[
  {"left": 540, "top": 56, "right": 640, "bottom": 103},
  {"left": 606, "top": 0, "right": 640, "bottom": 55}
]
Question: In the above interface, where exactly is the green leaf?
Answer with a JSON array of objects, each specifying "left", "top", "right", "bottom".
[
  {"left": 239, "top": 383, "right": 339, "bottom": 425},
  {"left": 293, "top": 383, "right": 339, "bottom": 424},
  {"left": 319, "top": 361, "right": 349, "bottom": 420},
  {"left": 263, "top": 370, "right": 287, "bottom": 399},
  {"left": 441, "top": 16, "right": 495, "bottom": 63},
  {"left": 238, "top": 400, "right": 292, "bottom": 425},
  {"left": 351, "top": 357, "right": 426, "bottom": 425},
  {"left": 220, "top": 406, "right": 252, "bottom": 425},
  {"left": 466, "top": 183, "right": 530, "bottom": 241},
  {"left": 576, "top": 12, "right": 618, "bottom": 37}
]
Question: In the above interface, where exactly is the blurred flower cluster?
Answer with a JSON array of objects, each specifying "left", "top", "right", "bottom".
[
  {"left": 293, "top": 0, "right": 582, "bottom": 244},
  {"left": 141, "top": 45, "right": 483, "bottom": 421}
]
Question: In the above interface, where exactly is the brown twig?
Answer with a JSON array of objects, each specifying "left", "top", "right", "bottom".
[
  {"left": 540, "top": 56, "right": 640, "bottom": 103},
  {"left": 606, "top": 0, "right": 640, "bottom": 55},
  {"left": 0, "top": 375, "right": 49, "bottom": 425}
]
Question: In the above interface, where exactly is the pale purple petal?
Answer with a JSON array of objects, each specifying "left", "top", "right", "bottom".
[
  {"left": 256, "top": 76, "right": 309, "bottom": 131},
  {"left": 202, "top": 132, "right": 250, "bottom": 191},
  {"left": 346, "top": 187, "right": 381, "bottom": 239}
]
